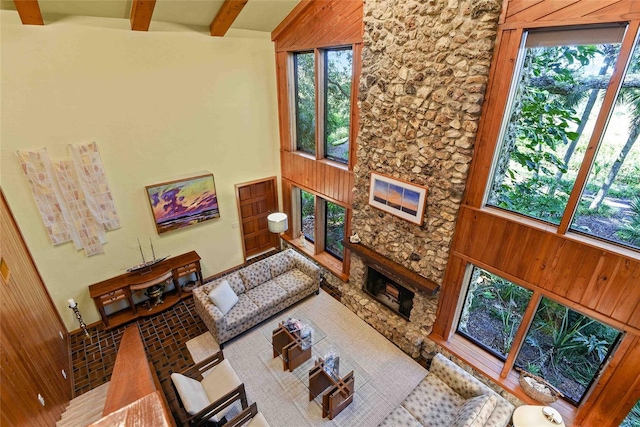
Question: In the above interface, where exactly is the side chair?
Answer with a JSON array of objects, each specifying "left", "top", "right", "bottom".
[
  {"left": 171, "top": 350, "right": 248, "bottom": 427},
  {"left": 225, "top": 402, "right": 271, "bottom": 427}
]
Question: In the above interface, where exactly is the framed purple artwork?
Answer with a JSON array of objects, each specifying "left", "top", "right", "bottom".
[{"left": 146, "top": 174, "right": 220, "bottom": 234}]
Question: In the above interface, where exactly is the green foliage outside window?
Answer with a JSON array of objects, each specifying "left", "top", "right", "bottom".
[
  {"left": 458, "top": 265, "right": 621, "bottom": 405},
  {"left": 300, "top": 190, "right": 315, "bottom": 242},
  {"left": 295, "top": 52, "right": 316, "bottom": 155},
  {"left": 487, "top": 27, "right": 640, "bottom": 252},
  {"left": 621, "top": 400, "right": 640, "bottom": 427},
  {"left": 324, "top": 49, "right": 352, "bottom": 163},
  {"left": 325, "top": 201, "right": 345, "bottom": 259}
]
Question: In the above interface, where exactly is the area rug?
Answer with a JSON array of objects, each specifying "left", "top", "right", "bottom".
[{"left": 185, "top": 290, "right": 427, "bottom": 426}]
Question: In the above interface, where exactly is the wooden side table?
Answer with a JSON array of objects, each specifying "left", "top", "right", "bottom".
[
  {"left": 308, "top": 357, "right": 355, "bottom": 420},
  {"left": 512, "top": 405, "right": 565, "bottom": 427}
]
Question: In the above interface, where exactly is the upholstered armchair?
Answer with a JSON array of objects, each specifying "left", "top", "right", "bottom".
[
  {"left": 171, "top": 350, "right": 247, "bottom": 427},
  {"left": 225, "top": 402, "right": 271, "bottom": 427}
]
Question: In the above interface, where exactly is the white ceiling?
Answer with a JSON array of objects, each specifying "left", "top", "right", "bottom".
[{"left": 0, "top": 0, "right": 300, "bottom": 33}]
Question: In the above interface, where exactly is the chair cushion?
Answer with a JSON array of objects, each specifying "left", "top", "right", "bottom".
[
  {"left": 201, "top": 359, "right": 243, "bottom": 422},
  {"left": 273, "top": 269, "right": 314, "bottom": 298},
  {"left": 171, "top": 373, "right": 210, "bottom": 417},
  {"left": 208, "top": 280, "right": 239, "bottom": 315},
  {"left": 378, "top": 405, "right": 424, "bottom": 427},
  {"left": 452, "top": 394, "right": 497, "bottom": 427},
  {"left": 239, "top": 260, "right": 272, "bottom": 291},
  {"left": 225, "top": 294, "right": 261, "bottom": 330},
  {"left": 245, "top": 281, "right": 288, "bottom": 310},
  {"left": 269, "top": 251, "right": 296, "bottom": 277},
  {"left": 402, "top": 373, "right": 465, "bottom": 426},
  {"left": 246, "top": 412, "right": 271, "bottom": 427}
]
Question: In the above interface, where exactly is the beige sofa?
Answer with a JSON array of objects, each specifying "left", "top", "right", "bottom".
[
  {"left": 379, "top": 354, "right": 515, "bottom": 427},
  {"left": 193, "top": 249, "right": 320, "bottom": 344}
]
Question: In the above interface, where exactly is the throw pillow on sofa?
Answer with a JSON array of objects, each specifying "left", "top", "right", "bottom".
[
  {"left": 452, "top": 394, "right": 497, "bottom": 427},
  {"left": 269, "top": 251, "right": 295, "bottom": 277},
  {"left": 239, "top": 261, "right": 272, "bottom": 290},
  {"left": 209, "top": 280, "right": 239, "bottom": 315}
]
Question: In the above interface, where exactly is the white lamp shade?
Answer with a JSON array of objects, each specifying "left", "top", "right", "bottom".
[{"left": 267, "top": 212, "right": 288, "bottom": 233}]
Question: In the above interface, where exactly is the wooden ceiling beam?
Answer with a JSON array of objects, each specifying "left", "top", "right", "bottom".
[
  {"left": 210, "top": 0, "right": 248, "bottom": 37},
  {"left": 13, "top": 0, "right": 43, "bottom": 25},
  {"left": 130, "top": 0, "right": 156, "bottom": 32}
]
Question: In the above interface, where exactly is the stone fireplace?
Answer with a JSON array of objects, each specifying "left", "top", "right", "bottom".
[
  {"left": 340, "top": 241, "right": 440, "bottom": 358},
  {"left": 364, "top": 266, "right": 414, "bottom": 320},
  {"left": 335, "top": 0, "right": 501, "bottom": 360}
]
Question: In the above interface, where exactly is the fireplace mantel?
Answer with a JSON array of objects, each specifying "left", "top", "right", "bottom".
[{"left": 343, "top": 240, "right": 440, "bottom": 296}]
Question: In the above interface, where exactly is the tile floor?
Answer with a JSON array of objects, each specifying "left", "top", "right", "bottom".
[
  {"left": 69, "top": 248, "right": 282, "bottom": 424},
  {"left": 70, "top": 297, "right": 207, "bottom": 424}
]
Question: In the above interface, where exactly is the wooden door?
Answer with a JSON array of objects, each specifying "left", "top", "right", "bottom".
[{"left": 235, "top": 177, "right": 279, "bottom": 260}]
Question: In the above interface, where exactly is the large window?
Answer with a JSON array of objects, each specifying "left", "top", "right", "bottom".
[
  {"left": 295, "top": 187, "right": 348, "bottom": 264},
  {"left": 293, "top": 47, "right": 354, "bottom": 164},
  {"left": 324, "top": 201, "right": 346, "bottom": 260},
  {"left": 324, "top": 48, "right": 353, "bottom": 163},
  {"left": 486, "top": 25, "right": 640, "bottom": 252},
  {"left": 571, "top": 38, "right": 640, "bottom": 248},
  {"left": 621, "top": 400, "right": 640, "bottom": 427},
  {"left": 458, "top": 265, "right": 621, "bottom": 406},
  {"left": 295, "top": 52, "right": 316, "bottom": 155},
  {"left": 300, "top": 189, "right": 315, "bottom": 243}
]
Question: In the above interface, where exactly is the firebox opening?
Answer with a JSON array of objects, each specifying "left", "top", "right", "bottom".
[{"left": 364, "top": 267, "right": 414, "bottom": 320}]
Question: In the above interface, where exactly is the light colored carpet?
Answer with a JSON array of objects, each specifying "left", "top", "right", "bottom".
[{"left": 186, "top": 290, "right": 427, "bottom": 426}]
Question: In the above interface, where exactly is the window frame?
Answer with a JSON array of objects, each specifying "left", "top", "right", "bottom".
[
  {"left": 289, "top": 185, "right": 350, "bottom": 275},
  {"left": 290, "top": 45, "right": 355, "bottom": 166},
  {"left": 323, "top": 47, "right": 354, "bottom": 165},
  {"left": 323, "top": 200, "right": 346, "bottom": 261},
  {"left": 481, "top": 23, "right": 640, "bottom": 255},
  {"left": 455, "top": 263, "right": 623, "bottom": 406},
  {"left": 293, "top": 51, "right": 316, "bottom": 156}
]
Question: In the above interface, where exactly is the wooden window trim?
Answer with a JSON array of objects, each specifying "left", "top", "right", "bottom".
[
  {"left": 481, "top": 206, "right": 640, "bottom": 261},
  {"left": 282, "top": 233, "right": 348, "bottom": 281},
  {"left": 450, "top": 250, "right": 638, "bottom": 335},
  {"left": 479, "top": 22, "right": 640, "bottom": 256},
  {"left": 288, "top": 184, "right": 350, "bottom": 280},
  {"left": 557, "top": 20, "right": 640, "bottom": 234}
]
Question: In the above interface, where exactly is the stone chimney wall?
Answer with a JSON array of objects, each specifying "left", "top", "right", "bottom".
[{"left": 342, "top": 0, "right": 502, "bottom": 358}]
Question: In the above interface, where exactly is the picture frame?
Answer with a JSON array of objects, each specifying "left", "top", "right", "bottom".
[
  {"left": 368, "top": 172, "right": 428, "bottom": 225},
  {"left": 146, "top": 173, "right": 220, "bottom": 234}
]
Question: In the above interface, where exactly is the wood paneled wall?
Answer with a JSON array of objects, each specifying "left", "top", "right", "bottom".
[
  {"left": 434, "top": 1, "right": 640, "bottom": 425},
  {"left": 272, "top": 0, "right": 362, "bottom": 278},
  {"left": 272, "top": 0, "right": 363, "bottom": 51},
  {"left": 503, "top": 0, "right": 640, "bottom": 28},
  {"left": 447, "top": 207, "right": 640, "bottom": 333},
  {"left": 280, "top": 152, "right": 354, "bottom": 206},
  {"left": 1, "top": 189, "right": 72, "bottom": 426}
]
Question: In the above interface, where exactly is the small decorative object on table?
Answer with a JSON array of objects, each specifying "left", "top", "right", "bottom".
[
  {"left": 182, "top": 280, "right": 197, "bottom": 293},
  {"left": 542, "top": 406, "right": 563, "bottom": 424},
  {"left": 516, "top": 368, "right": 563, "bottom": 404},
  {"left": 126, "top": 238, "right": 168, "bottom": 272}
]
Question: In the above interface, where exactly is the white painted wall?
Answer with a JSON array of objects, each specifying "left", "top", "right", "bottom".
[{"left": 0, "top": 11, "right": 281, "bottom": 330}]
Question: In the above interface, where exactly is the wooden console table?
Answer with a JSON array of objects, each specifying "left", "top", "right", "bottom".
[
  {"left": 271, "top": 323, "right": 313, "bottom": 372},
  {"left": 308, "top": 357, "right": 355, "bottom": 420},
  {"left": 89, "top": 251, "right": 202, "bottom": 330}
]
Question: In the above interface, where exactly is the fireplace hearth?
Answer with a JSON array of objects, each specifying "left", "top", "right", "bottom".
[{"left": 364, "top": 267, "right": 414, "bottom": 319}]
